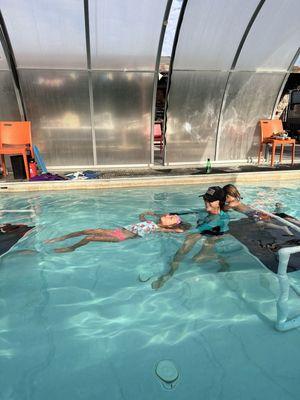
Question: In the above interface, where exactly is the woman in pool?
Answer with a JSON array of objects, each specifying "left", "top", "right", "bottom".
[
  {"left": 152, "top": 186, "right": 230, "bottom": 289},
  {"left": 45, "top": 212, "right": 190, "bottom": 253}
]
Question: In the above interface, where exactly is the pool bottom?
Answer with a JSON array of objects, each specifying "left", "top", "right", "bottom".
[{"left": 1, "top": 184, "right": 300, "bottom": 399}]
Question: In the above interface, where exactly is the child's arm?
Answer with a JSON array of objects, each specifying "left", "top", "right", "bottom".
[
  {"left": 158, "top": 226, "right": 184, "bottom": 233},
  {"left": 139, "top": 211, "right": 161, "bottom": 221}
]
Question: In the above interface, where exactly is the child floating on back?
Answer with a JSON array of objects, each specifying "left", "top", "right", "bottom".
[{"left": 45, "top": 212, "right": 190, "bottom": 252}]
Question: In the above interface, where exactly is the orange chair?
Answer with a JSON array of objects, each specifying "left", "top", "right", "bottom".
[
  {"left": 0, "top": 121, "right": 34, "bottom": 180},
  {"left": 154, "top": 122, "right": 163, "bottom": 154},
  {"left": 258, "top": 119, "right": 295, "bottom": 167}
]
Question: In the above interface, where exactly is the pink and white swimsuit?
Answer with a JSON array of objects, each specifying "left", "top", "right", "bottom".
[{"left": 124, "top": 220, "right": 158, "bottom": 237}]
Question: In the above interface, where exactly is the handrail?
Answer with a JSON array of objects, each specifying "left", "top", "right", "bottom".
[{"left": 254, "top": 208, "right": 300, "bottom": 331}]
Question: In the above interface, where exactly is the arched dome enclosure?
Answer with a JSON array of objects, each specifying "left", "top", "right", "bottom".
[{"left": 0, "top": 0, "right": 299, "bottom": 168}]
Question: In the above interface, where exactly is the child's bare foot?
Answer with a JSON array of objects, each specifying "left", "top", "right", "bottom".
[
  {"left": 45, "top": 238, "right": 61, "bottom": 244},
  {"left": 151, "top": 274, "right": 170, "bottom": 290},
  {"left": 54, "top": 247, "right": 73, "bottom": 253}
]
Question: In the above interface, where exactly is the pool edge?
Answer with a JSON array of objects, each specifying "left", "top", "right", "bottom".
[{"left": 0, "top": 170, "right": 299, "bottom": 192}]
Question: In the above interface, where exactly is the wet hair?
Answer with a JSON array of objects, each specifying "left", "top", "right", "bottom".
[
  {"left": 203, "top": 197, "right": 226, "bottom": 211},
  {"left": 159, "top": 219, "right": 191, "bottom": 231},
  {"left": 177, "top": 221, "right": 191, "bottom": 231},
  {"left": 223, "top": 184, "right": 242, "bottom": 201}
]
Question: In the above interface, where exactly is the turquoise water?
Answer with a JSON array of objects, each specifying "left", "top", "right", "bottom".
[{"left": 1, "top": 183, "right": 300, "bottom": 400}]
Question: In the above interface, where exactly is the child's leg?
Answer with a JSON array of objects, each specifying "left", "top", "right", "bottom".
[
  {"left": 54, "top": 231, "right": 132, "bottom": 252},
  {"left": 55, "top": 237, "right": 90, "bottom": 252},
  {"left": 45, "top": 228, "right": 108, "bottom": 244}
]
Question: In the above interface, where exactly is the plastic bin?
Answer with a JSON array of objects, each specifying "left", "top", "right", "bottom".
[{"left": 10, "top": 155, "right": 26, "bottom": 179}]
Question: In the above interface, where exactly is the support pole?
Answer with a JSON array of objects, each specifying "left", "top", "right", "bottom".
[{"left": 276, "top": 245, "right": 300, "bottom": 331}]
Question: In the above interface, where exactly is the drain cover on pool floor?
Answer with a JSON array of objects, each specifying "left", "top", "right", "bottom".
[{"left": 155, "top": 360, "right": 179, "bottom": 389}]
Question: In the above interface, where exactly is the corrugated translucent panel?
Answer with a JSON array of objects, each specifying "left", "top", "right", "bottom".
[
  {"left": 236, "top": 0, "right": 300, "bottom": 71},
  {"left": 0, "top": 70, "right": 20, "bottom": 119},
  {"left": 166, "top": 71, "right": 228, "bottom": 164},
  {"left": 92, "top": 71, "right": 152, "bottom": 165},
  {"left": 217, "top": 72, "right": 285, "bottom": 160},
  {"left": 1, "top": 0, "right": 87, "bottom": 69},
  {"left": 20, "top": 70, "right": 94, "bottom": 166},
  {"left": 173, "top": 0, "right": 259, "bottom": 71},
  {"left": 0, "top": 42, "right": 9, "bottom": 70},
  {"left": 89, "top": 0, "right": 168, "bottom": 70},
  {"left": 0, "top": 41, "right": 19, "bottom": 118}
]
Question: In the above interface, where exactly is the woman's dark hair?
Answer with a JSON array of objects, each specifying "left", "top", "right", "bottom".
[
  {"left": 223, "top": 184, "right": 242, "bottom": 201},
  {"left": 178, "top": 222, "right": 192, "bottom": 231},
  {"left": 219, "top": 199, "right": 226, "bottom": 211}
]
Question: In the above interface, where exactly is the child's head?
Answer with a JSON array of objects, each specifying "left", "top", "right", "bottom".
[
  {"left": 199, "top": 186, "right": 226, "bottom": 214},
  {"left": 159, "top": 214, "right": 191, "bottom": 231},
  {"left": 223, "top": 184, "right": 241, "bottom": 203},
  {"left": 160, "top": 214, "right": 181, "bottom": 227}
]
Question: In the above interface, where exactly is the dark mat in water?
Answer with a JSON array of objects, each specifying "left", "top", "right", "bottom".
[
  {"left": 229, "top": 215, "right": 300, "bottom": 273},
  {"left": 0, "top": 224, "right": 34, "bottom": 256}
]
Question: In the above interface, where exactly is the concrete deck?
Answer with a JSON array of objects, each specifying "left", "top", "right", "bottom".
[{"left": 0, "top": 167, "right": 300, "bottom": 192}]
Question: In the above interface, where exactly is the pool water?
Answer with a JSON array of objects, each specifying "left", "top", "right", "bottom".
[{"left": 1, "top": 183, "right": 300, "bottom": 400}]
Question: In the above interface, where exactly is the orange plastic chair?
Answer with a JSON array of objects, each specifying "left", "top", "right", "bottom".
[
  {"left": 0, "top": 121, "right": 34, "bottom": 180},
  {"left": 258, "top": 119, "right": 295, "bottom": 166},
  {"left": 154, "top": 123, "right": 163, "bottom": 154}
]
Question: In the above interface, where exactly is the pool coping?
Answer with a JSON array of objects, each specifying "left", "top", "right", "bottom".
[{"left": 0, "top": 169, "right": 299, "bottom": 192}]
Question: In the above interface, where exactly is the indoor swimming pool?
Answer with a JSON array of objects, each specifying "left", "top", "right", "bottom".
[{"left": 1, "top": 182, "right": 300, "bottom": 400}]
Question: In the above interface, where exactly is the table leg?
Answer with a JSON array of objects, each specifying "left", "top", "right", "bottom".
[
  {"left": 271, "top": 143, "right": 276, "bottom": 166},
  {"left": 279, "top": 143, "right": 284, "bottom": 163}
]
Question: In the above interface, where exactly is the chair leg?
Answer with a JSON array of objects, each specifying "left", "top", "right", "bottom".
[
  {"left": 271, "top": 143, "right": 276, "bottom": 166},
  {"left": 22, "top": 152, "right": 30, "bottom": 180},
  {"left": 279, "top": 143, "right": 284, "bottom": 163},
  {"left": 291, "top": 143, "right": 295, "bottom": 165},
  {"left": 1, "top": 154, "right": 7, "bottom": 176},
  {"left": 258, "top": 144, "right": 263, "bottom": 164}
]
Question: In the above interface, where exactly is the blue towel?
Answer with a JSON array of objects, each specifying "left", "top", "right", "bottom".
[{"left": 33, "top": 145, "right": 47, "bottom": 173}]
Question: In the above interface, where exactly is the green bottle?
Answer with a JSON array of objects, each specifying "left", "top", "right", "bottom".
[{"left": 205, "top": 158, "right": 212, "bottom": 174}]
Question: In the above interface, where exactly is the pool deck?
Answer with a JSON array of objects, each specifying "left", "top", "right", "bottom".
[{"left": 0, "top": 165, "right": 300, "bottom": 192}]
